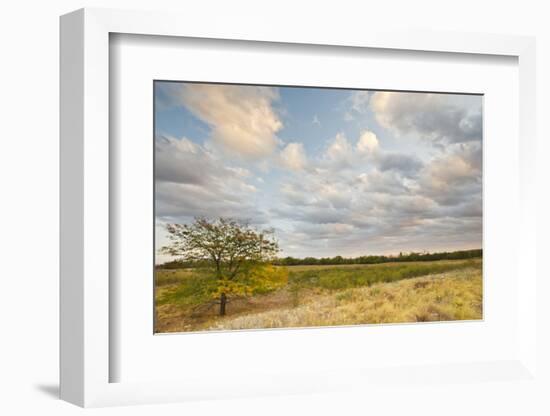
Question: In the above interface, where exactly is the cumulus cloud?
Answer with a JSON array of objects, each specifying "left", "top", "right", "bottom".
[
  {"left": 280, "top": 142, "right": 308, "bottom": 171},
  {"left": 356, "top": 130, "right": 379, "bottom": 154},
  {"left": 171, "top": 83, "right": 283, "bottom": 159},
  {"left": 324, "top": 130, "right": 422, "bottom": 181},
  {"left": 155, "top": 135, "right": 263, "bottom": 223},
  {"left": 323, "top": 132, "right": 354, "bottom": 168},
  {"left": 418, "top": 142, "right": 482, "bottom": 205},
  {"left": 370, "top": 91, "right": 482, "bottom": 144}
]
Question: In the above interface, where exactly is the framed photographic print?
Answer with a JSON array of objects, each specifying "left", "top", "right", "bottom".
[{"left": 60, "top": 8, "right": 538, "bottom": 408}]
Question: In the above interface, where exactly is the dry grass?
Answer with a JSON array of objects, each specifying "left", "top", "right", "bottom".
[
  {"left": 155, "top": 287, "right": 299, "bottom": 333},
  {"left": 204, "top": 266, "right": 482, "bottom": 331},
  {"left": 155, "top": 259, "right": 482, "bottom": 332},
  {"left": 155, "top": 268, "right": 196, "bottom": 286}
]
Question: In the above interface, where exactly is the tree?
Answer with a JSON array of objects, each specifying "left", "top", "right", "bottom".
[{"left": 160, "top": 217, "right": 285, "bottom": 316}]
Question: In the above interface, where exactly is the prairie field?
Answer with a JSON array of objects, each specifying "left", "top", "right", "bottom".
[{"left": 155, "top": 258, "right": 482, "bottom": 333}]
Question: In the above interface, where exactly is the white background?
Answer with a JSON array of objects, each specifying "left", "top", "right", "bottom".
[{"left": 1, "top": 1, "right": 549, "bottom": 415}]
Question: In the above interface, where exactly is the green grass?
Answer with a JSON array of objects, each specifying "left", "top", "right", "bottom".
[
  {"left": 156, "top": 268, "right": 217, "bottom": 307},
  {"left": 287, "top": 259, "right": 480, "bottom": 291}
]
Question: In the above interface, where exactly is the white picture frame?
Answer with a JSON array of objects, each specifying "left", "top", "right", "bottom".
[{"left": 60, "top": 7, "right": 538, "bottom": 408}]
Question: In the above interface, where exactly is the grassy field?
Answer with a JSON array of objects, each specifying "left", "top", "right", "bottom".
[{"left": 155, "top": 258, "right": 482, "bottom": 333}]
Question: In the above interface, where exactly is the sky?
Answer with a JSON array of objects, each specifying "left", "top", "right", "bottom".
[{"left": 154, "top": 81, "right": 482, "bottom": 263}]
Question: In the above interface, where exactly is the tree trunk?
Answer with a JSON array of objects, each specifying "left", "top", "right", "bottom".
[{"left": 219, "top": 293, "right": 227, "bottom": 316}]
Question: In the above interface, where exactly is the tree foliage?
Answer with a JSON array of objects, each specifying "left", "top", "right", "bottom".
[{"left": 160, "top": 217, "right": 285, "bottom": 315}]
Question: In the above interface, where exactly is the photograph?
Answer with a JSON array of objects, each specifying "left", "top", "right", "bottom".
[{"left": 154, "top": 81, "right": 483, "bottom": 333}]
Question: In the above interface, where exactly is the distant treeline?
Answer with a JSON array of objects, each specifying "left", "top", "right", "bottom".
[
  {"left": 273, "top": 249, "right": 482, "bottom": 266},
  {"left": 157, "top": 249, "right": 482, "bottom": 269}
]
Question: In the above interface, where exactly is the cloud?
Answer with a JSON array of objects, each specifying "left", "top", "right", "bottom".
[
  {"left": 169, "top": 83, "right": 283, "bottom": 159},
  {"left": 421, "top": 143, "right": 481, "bottom": 189},
  {"left": 312, "top": 114, "right": 321, "bottom": 126},
  {"left": 356, "top": 169, "right": 410, "bottom": 195},
  {"left": 377, "top": 152, "right": 423, "bottom": 178},
  {"left": 156, "top": 181, "right": 264, "bottom": 224},
  {"left": 155, "top": 135, "right": 264, "bottom": 223},
  {"left": 280, "top": 183, "right": 312, "bottom": 206},
  {"left": 417, "top": 142, "right": 482, "bottom": 206},
  {"left": 370, "top": 92, "right": 482, "bottom": 143},
  {"left": 356, "top": 130, "right": 379, "bottom": 154},
  {"left": 280, "top": 142, "right": 308, "bottom": 171},
  {"left": 279, "top": 176, "right": 351, "bottom": 211},
  {"left": 318, "top": 183, "right": 352, "bottom": 209},
  {"left": 354, "top": 130, "right": 423, "bottom": 178},
  {"left": 325, "top": 130, "right": 422, "bottom": 180},
  {"left": 345, "top": 90, "right": 370, "bottom": 120},
  {"left": 323, "top": 132, "right": 354, "bottom": 168},
  {"left": 293, "top": 222, "right": 356, "bottom": 238},
  {"left": 155, "top": 135, "right": 238, "bottom": 185}
]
